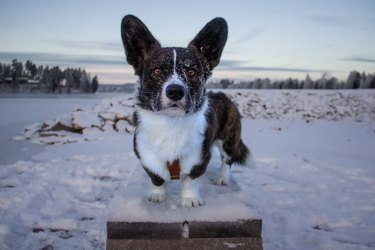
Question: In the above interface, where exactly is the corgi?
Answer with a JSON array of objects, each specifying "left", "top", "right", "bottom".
[{"left": 121, "top": 15, "right": 254, "bottom": 207}]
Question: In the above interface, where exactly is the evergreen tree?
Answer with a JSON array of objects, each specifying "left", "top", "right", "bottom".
[
  {"left": 0, "top": 60, "right": 99, "bottom": 93},
  {"left": 371, "top": 74, "right": 375, "bottom": 88},
  {"left": 360, "top": 73, "right": 374, "bottom": 89},
  {"left": 261, "top": 78, "right": 271, "bottom": 89},
  {"left": 79, "top": 70, "right": 89, "bottom": 93},
  {"left": 303, "top": 74, "right": 314, "bottom": 89},
  {"left": 73, "top": 69, "right": 81, "bottom": 89},
  {"left": 50, "top": 66, "right": 64, "bottom": 92},
  {"left": 11, "top": 59, "right": 23, "bottom": 78},
  {"left": 346, "top": 71, "right": 361, "bottom": 89},
  {"left": 0, "top": 63, "right": 3, "bottom": 84},
  {"left": 42, "top": 66, "right": 50, "bottom": 90},
  {"left": 220, "top": 79, "right": 232, "bottom": 89},
  {"left": 36, "top": 65, "right": 44, "bottom": 81},
  {"left": 64, "top": 69, "right": 75, "bottom": 93},
  {"left": 25, "top": 60, "right": 37, "bottom": 79},
  {"left": 2, "top": 64, "right": 11, "bottom": 79},
  {"left": 91, "top": 75, "right": 99, "bottom": 93},
  {"left": 10, "top": 59, "right": 23, "bottom": 90}
]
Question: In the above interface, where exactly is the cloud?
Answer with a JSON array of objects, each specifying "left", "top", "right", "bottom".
[
  {"left": 219, "top": 59, "right": 247, "bottom": 67},
  {"left": 235, "top": 27, "right": 265, "bottom": 44},
  {"left": 0, "top": 51, "right": 126, "bottom": 67},
  {"left": 52, "top": 40, "right": 123, "bottom": 52},
  {"left": 218, "top": 59, "right": 325, "bottom": 73},
  {"left": 343, "top": 56, "right": 375, "bottom": 64},
  {"left": 235, "top": 66, "right": 323, "bottom": 73},
  {"left": 307, "top": 14, "right": 350, "bottom": 29}
]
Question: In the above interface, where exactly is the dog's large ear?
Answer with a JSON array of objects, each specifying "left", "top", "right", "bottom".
[
  {"left": 121, "top": 15, "right": 161, "bottom": 75},
  {"left": 188, "top": 17, "right": 228, "bottom": 71}
]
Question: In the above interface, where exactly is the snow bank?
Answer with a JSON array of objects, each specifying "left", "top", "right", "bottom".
[
  {"left": 228, "top": 90, "right": 375, "bottom": 122},
  {"left": 14, "top": 90, "right": 375, "bottom": 145},
  {"left": 13, "top": 96, "right": 135, "bottom": 145}
]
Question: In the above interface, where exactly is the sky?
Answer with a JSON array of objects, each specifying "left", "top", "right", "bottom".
[{"left": 0, "top": 0, "right": 374, "bottom": 84}]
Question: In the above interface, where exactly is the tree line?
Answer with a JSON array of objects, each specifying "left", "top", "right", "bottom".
[
  {"left": 208, "top": 71, "right": 375, "bottom": 89},
  {"left": 0, "top": 59, "right": 99, "bottom": 93}
]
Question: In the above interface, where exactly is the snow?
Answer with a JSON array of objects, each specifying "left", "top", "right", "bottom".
[
  {"left": 227, "top": 90, "right": 375, "bottom": 122},
  {"left": 108, "top": 164, "right": 258, "bottom": 223},
  {"left": 0, "top": 90, "right": 375, "bottom": 249},
  {"left": 11, "top": 95, "right": 135, "bottom": 145}
]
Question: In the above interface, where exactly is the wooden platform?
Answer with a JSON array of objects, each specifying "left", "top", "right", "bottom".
[{"left": 107, "top": 219, "right": 262, "bottom": 250}]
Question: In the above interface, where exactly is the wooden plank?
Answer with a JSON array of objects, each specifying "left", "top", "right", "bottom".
[
  {"left": 107, "top": 221, "right": 182, "bottom": 240},
  {"left": 107, "top": 237, "right": 263, "bottom": 250},
  {"left": 189, "top": 219, "right": 262, "bottom": 238}
]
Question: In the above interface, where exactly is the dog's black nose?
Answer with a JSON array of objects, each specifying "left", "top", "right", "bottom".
[{"left": 166, "top": 84, "right": 185, "bottom": 101}]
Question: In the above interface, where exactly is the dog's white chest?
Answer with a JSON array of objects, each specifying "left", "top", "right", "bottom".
[{"left": 136, "top": 106, "right": 207, "bottom": 162}]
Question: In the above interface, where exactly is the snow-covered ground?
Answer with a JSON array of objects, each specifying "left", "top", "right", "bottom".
[{"left": 0, "top": 90, "right": 374, "bottom": 249}]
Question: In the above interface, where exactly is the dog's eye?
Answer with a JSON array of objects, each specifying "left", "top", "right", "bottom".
[
  {"left": 187, "top": 69, "right": 195, "bottom": 77},
  {"left": 153, "top": 68, "right": 162, "bottom": 76}
]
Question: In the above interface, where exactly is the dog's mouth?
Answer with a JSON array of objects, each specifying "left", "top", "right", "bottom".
[
  {"left": 166, "top": 101, "right": 186, "bottom": 111},
  {"left": 158, "top": 100, "right": 188, "bottom": 116}
]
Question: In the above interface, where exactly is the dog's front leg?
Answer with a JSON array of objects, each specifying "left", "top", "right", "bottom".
[
  {"left": 180, "top": 154, "right": 210, "bottom": 208},
  {"left": 181, "top": 175, "right": 205, "bottom": 207},
  {"left": 136, "top": 147, "right": 170, "bottom": 204},
  {"left": 143, "top": 166, "right": 167, "bottom": 203}
]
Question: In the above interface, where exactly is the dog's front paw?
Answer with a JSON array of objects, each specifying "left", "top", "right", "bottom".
[
  {"left": 147, "top": 184, "right": 166, "bottom": 203},
  {"left": 181, "top": 176, "right": 205, "bottom": 207},
  {"left": 181, "top": 196, "right": 205, "bottom": 208},
  {"left": 147, "top": 192, "right": 166, "bottom": 203}
]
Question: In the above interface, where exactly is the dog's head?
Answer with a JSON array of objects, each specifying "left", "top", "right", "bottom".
[{"left": 121, "top": 15, "right": 228, "bottom": 115}]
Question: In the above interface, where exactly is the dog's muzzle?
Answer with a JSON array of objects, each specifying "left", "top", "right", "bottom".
[{"left": 166, "top": 84, "right": 185, "bottom": 101}]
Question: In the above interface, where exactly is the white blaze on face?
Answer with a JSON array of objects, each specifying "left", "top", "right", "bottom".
[
  {"left": 164, "top": 49, "right": 184, "bottom": 85},
  {"left": 173, "top": 49, "right": 177, "bottom": 74},
  {"left": 169, "top": 49, "right": 181, "bottom": 83},
  {"left": 160, "top": 49, "right": 188, "bottom": 114}
]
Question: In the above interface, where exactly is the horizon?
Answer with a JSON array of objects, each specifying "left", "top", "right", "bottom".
[{"left": 0, "top": 0, "right": 374, "bottom": 84}]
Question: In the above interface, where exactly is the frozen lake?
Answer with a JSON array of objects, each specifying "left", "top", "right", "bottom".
[{"left": 0, "top": 93, "right": 130, "bottom": 164}]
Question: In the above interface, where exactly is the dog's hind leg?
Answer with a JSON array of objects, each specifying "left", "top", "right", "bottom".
[{"left": 215, "top": 140, "right": 232, "bottom": 185}]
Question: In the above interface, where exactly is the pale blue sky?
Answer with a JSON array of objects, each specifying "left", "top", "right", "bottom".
[{"left": 0, "top": 0, "right": 374, "bottom": 84}]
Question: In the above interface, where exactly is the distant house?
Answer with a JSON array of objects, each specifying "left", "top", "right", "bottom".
[
  {"left": 4, "top": 77, "right": 13, "bottom": 84},
  {"left": 18, "top": 77, "right": 29, "bottom": 84},
  {"left": 27, "top": 79, "right": 40, "bottom": 85}
]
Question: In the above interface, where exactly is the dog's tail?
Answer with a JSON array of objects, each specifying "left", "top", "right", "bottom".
[{"left": 232, "top": 139, "right": 256, "bottom": 168}]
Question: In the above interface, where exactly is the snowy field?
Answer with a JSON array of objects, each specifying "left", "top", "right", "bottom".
[{"left": 0, "top": 90, "right": 375, "bottom": 250}]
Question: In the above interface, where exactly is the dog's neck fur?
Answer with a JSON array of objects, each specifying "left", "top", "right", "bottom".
[{"left": 135, "top": 99, "right": 209, "bottom": 180}]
